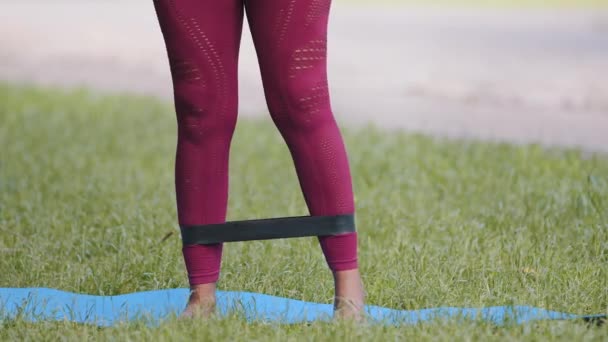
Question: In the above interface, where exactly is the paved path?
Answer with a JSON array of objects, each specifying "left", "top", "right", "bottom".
[{"left": 1, "top": 0, "right": 607, "bottom": 151}]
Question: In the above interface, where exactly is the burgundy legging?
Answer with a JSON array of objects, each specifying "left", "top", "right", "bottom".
[{"left": 153, "top": 0, "right": 358, "bottom": 285}]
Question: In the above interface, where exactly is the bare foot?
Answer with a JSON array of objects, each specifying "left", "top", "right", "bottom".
[
  {"left": 333, "top": 269, "right": 366, "bottom": 321},
  {"left": 180, "top": 283, "right": 217, "bottom": 319}
]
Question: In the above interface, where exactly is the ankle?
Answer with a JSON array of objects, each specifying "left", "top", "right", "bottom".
[
  {"left": 334, "top": 296, "right": 365, "bottom": 319},
  {"left": 189, "top": 283, "right": 217, "bottom": 304},
  {"left": 333, "top": 269, "right": 365, "bottom": 301},
  {"left": 333, "top": 268, "right": 361, "bottom": 280}
]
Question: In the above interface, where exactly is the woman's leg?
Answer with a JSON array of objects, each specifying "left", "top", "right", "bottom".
[
  {"left": 244, "top": 0, "right": 364, "bottom": 316},
  {"left": 152, "top": 0, "right": 244, "bottom": 315}
]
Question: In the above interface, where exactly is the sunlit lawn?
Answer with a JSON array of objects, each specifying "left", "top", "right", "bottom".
[{"left": 1, "top": 84, "right": 607, "bottom": 340}]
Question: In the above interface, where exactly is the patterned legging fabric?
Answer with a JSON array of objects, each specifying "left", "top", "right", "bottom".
[{"left": 153, "top": 0, "right": 358, "bottom": 285}]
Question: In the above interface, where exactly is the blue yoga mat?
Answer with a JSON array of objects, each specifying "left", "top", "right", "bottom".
[{"left": 0, "top": 288, "right": 604, "bottom": 327}]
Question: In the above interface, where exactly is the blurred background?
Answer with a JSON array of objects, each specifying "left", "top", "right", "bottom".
[{"left": 1, "top": 0, "right": 607, "bottom": 151}]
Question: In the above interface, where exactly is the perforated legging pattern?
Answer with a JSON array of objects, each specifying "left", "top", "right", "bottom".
[{"left": 153, "top": 0, "right": 357, "bottom": 286}]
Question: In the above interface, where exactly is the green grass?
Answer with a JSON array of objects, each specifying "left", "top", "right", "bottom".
[{"left": 1, "top": 83, "right": 607, "bottom": 340}]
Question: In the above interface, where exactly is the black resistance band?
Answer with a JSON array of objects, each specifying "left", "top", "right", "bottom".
[{"left": 180, "top": 214, "right": 356, "bottom": 245}]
